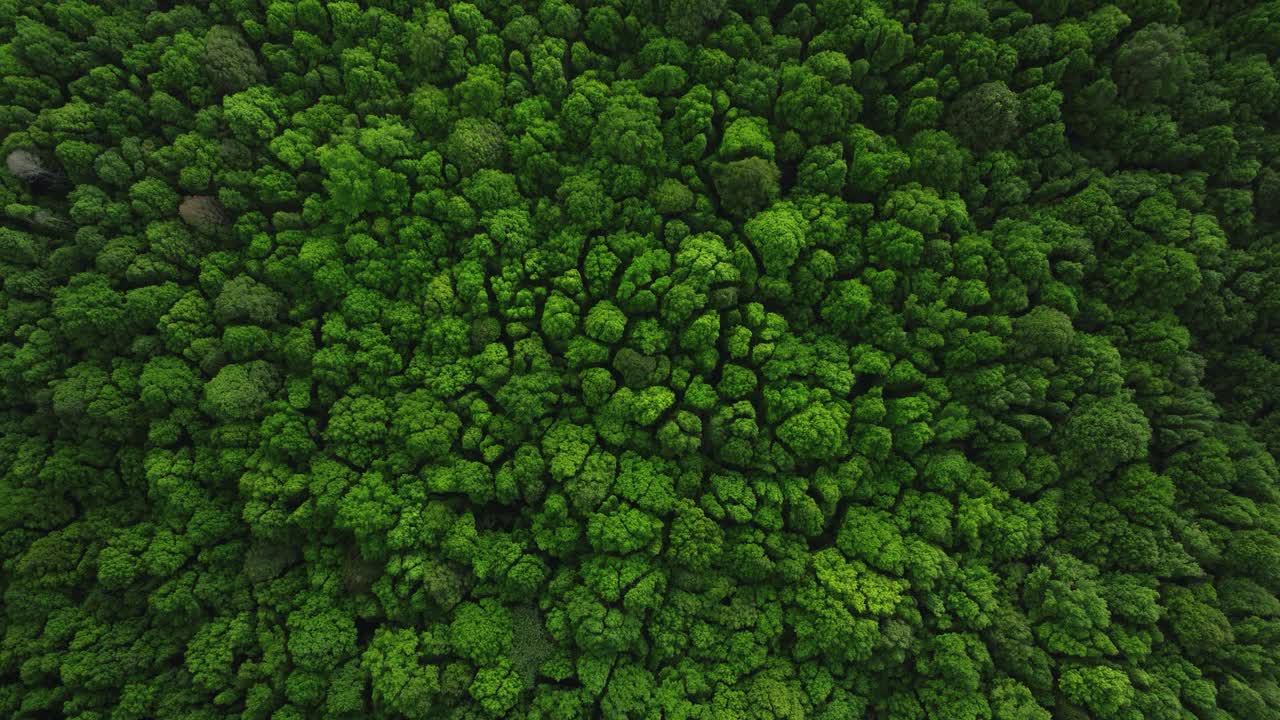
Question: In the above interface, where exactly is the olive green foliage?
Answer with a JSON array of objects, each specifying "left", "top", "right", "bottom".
[{"left": 2, "top": 1, "right": 1280, "bottom": 719}]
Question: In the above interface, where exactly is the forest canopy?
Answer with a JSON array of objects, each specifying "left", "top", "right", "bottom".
[{"left": 3, "top": 0, "right": 1280, "bottom": 718}]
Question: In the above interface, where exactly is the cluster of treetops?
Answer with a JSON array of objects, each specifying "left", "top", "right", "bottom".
[{"left": 2, "top": 0, "right": 1280, "bottom": 718}]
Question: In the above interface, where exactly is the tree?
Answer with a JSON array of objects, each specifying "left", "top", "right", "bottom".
[
  {"left": 719, "top": 116, "right": 775, "bottom": 160},
  {"left": 203, "top": 26, "right": 264, "bottom": 94},
  {"left": 713, "top": 157, "right": 781, "bottom": 218},
  {"left": 365, "top": 628, "right": 441, "bottom": 716},
  {"left": 175, "top": 196, "right": 227, "bottom": 230},
  {"left": 223, "top": 86, "right": 283, "bottom": 143},
  {"left": 1059, "top": 395, "right": 1152, "bottom": 475},
  {"left": 1010, "top": 305, "right": 1075, "bottom": 358},
  {"left": 446, "top": 117, "right": 508, "bottom": 176},
  {"left": 203, "top": 361, "right": 278, "bottom": 421},
  {"left": 1113, "top": 24, "right": 1191, "bottom": 102},
  {"left": 743, "top": 203, "right": 807, "bottom": 276},
  {"left": 947, "top": 81, "right": 1020, "bottom": 151},
  {"left": 778, "top": 402, "right": 850, "bottom": 461},
  {"left": 1058, "top": 666, "right": 1135, "bottom": 718},
  {"left": 4, "top": 1, "right": 1280, "bottom": 716},
  {"left": 584, "top": 300, "right": 626, "bottom": 344},
  {"left": 451, "top": 599, "right": 513, "bottom": 665},
  {"left": 662, "top": 0, "right": 728, "bottom": 40}
]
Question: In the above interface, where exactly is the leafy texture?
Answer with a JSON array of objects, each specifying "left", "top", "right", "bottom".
[{"left": 2, "top": 1, "right": 1280, "bottom": 719}]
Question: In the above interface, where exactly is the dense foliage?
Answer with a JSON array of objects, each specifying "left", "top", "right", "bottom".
[{"left": 3, "top": 0, "right": 1280, "bottom": 718}]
